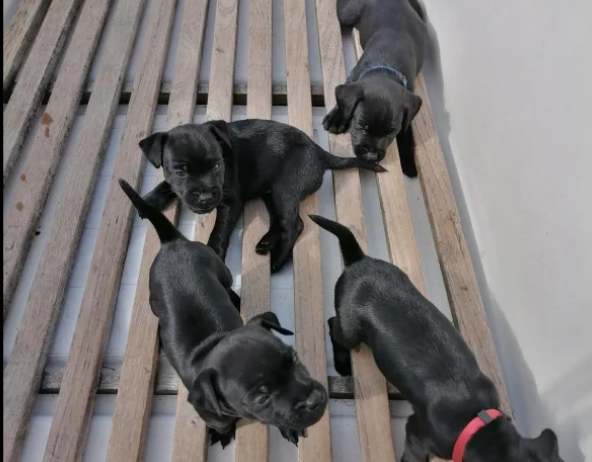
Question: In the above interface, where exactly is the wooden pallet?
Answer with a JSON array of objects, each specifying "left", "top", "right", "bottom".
[{"left": 2, "top": 0, "right": 511, "bottom": 461}]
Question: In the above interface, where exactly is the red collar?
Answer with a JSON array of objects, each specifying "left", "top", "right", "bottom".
[{"left": 452, "top": 409, "right": 503, "bottom": 462}]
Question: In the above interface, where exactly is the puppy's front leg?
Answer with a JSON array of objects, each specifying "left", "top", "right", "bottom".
[
  {"left": 208, "top": 196, "right": 242, "bottom": 261},
  {"left": 142, "top": 181, "right": 178, "bottom": 215}
]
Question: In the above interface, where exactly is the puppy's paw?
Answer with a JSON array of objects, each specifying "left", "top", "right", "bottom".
[
  {"left": 255, "top": 235, "right": 275, "bottom": 255},
  {"left": 359, "top": 160, "right": 387, "bottom": 173},
  {"left": 210, "top": 426, "right": 236, "bottom": 448},
  {"left": 322, "top": 106, "right": 349, "bottom": 134},
  {"left": 270, "top": 251, "right": 291, "bottom": 274},
  {"left": 279, "top": 427, "right": 307, "bottom": 446},
  {"left": 400, "top": 157, "right": 418, "bottom": 178},
  {"left": 334, "top": 355, "right": 353, "bottom": 377}
]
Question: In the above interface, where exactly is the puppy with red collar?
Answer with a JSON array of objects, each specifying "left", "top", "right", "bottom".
[{"left": 310, "top": 215, "right": 565, "bottom": 462}]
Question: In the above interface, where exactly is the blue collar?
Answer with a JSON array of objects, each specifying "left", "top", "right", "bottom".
[{"left": 360, "top": 65, "right": 408, "bottom": 88}]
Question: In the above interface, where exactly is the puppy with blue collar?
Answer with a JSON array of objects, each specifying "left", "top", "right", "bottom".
[{"left": 322, "top": 0, "right": 427, "bottom": 177}]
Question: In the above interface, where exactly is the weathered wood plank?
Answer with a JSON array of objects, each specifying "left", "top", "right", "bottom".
[
  {"left": 171, "top": 387, "right": 209, "bottom": 462},
  {"left": 283, "top": 0, "right": 333, "bottom": 460},
  {"left": 315, "top": 2, "right": 397, "bottom": 461},
  {"left": 40, "top": 0, "right": 177, "bottom": 460},
  {"left": 352, "top": 31, "right": 448, "bottom": 462},
  {"left": 104, "top": 1, "right": 209, "bottom": 461},
  {"left": 40, "top": 368, "right": 403, "bottom": 398},
  {"left": 170, "top": 0, "right": 239, "bottom": 459},
  {"left": 413, "top": 74, "right": 512, "bottom": 415},
  {"left": 3, "top": 0, "right": 112, "bottom": 322},
  {"left": 2, "top": 0, "right": 148, "bottom": 460},
  {"left": 3, "top": 0, "right": 52, "bottom": 91},
  {"left": 234, "top": 0, "right": 273, "bottom": 459},
  {"left": 3, "top": 0, "right": 84, "bottom": 185}
]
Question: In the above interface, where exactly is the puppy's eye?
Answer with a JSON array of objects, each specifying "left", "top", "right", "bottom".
[
  {"left": 255, "top": 394, "right": 271, "bottom": 405},
  {"left": 212, "top": 162, "right": 222, "bottom": 171},
  {"left": 174, "top": 166, "right": 188, "bottom": 177},
  {"left": 254, "top": 386, "right": 271, "bottom": 405}
]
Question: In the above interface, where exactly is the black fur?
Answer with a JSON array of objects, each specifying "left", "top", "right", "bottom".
[
  {"left": 118, "top": 179, "right": 328, "bottom": 447},
  {"left": 139, "top": 119, "right": 385, "bottom": 272},
  {"left": 309, "top": 215, "right": 565, "bottom": 462},
  {"left": 322, "top": 0, "right": 427, "bottom": 178}
]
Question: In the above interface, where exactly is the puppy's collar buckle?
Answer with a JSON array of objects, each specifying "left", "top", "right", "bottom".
[
  {"left": 452, "top": 409, "right": 503, "bottom": 462},
  {"left": 361, "top": 65, "right": 408, "bottom": 88}
]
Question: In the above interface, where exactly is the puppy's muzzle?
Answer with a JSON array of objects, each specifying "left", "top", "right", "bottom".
[
  {"left": 293, "top": 383, "right": 328, "bottom": 427},
  {"left": 355, "top": 145, "right": 386, "bottom": 162},
  {"left": 188, "top": 188, "right": 220, "bottom": 213}
]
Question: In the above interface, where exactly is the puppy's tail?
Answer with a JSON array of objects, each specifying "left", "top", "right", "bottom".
[
  {"left": 308, "top": 215, "right": 365, "bottom": 266},
  {"left": 118, "top": 179, "right": 181, "bottom": 244},
  {"left": 317, "top": 147, "right": 386, "bottom": 173}
]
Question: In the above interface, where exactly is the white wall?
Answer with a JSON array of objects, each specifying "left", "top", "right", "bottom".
[{"left": 420, "top": 1, "right": 592, "bottom": 460}]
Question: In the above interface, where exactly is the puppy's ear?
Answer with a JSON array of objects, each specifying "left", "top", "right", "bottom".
[
  {"left": 188, "top": 368, "right": 222, "bottom": 417},
  {"left": 530, "top": 429, "right": 560, "bottom": 457},
  {"left": 401, "top": 93, "right": 422, "bottom": 132},
  {"left": 207, "top": 120, "right": 232, "bottom": 151},
  {"left": 335, "top": 83, "right": 364, "bottom": 123},
  {"left": 139, "top": 132, "right": 167, "bottom": 168},
  {"left": 247, "top": 312, "right": 294, "bottom": 336}
]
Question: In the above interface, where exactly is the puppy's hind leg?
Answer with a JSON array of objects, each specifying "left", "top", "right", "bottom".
[
  {"left": 214, "top": 251, "right": 241, "bottom": 312},
  {"left": 255, "top": 192, "right": 282, "bottom": 255},
  {"left": 328, "top": 317, "right": 354, "bottom": 376},
  {"left": 401, "top": 414, "right": 430, "bottom": 462},
  {"left": 337, "top": 0, "right": 365, "bottom": 27},
  {"left": 228, "top": 289, "right": 241, "bottom": 312}
]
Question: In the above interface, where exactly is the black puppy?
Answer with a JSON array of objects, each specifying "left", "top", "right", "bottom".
[
  {"left": 310, "top": 215, "right": 565, "bottom": 462},
  {"left": 138, "top": 119, "right": 385, "bottom": 272},
  {"left": 118, "top": 179, "right": 328, "bottom": 447},
  {"left": 322, "top": 0, "right": 428, "bottom": 177}
]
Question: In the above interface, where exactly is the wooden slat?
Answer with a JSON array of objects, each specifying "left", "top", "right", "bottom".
[
  {"left": 2, "top": 0, "right": 148, "bottom": 460},
  {"left": 413, "top": 75, "right": 512, "bottom": 415},
  {"left": 283, "top": 0, "right": 333, "bottom": 460},
  {"left": 40, "top": 0, "right": 177, "bottom": 460},
  {"left": 3, "top": 0, "right": 84, "bottom": 186},
  {"left": 351, "top": 32, "right": 448, "bottom": 462},
  {"left": 104, "top": 0, "right": 209, "bottom": 461},
  {"left": 234, "top": 0, "right": 273, "bottom": 459},
  {"left": 314, "top": 2, "right": 396, "bottom": 462},
  {"left": 170, "top": 0, "right": 239, "bottom": 459},
  {"left": 3, "top": 0, "right": 52, "bottom": 91},
  {"left": 171, "top": 387, "right": 209, "bottom": 462},
  {"left": 3, "top": 0, "right": 112, "bottom": 322},
  {"left": 40, "top": 368, "right": 403, "bottom": 398}
]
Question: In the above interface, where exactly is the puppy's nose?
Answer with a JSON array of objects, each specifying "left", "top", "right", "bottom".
[
  {"left": 363, "top": 152, "right": 378, "bottom": 162},
  {"left": 195, "top": 191, "right": 213, "bottom": 204},
  {"left": 304, "top": 387, "right": 326, "bottom": 412}
]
